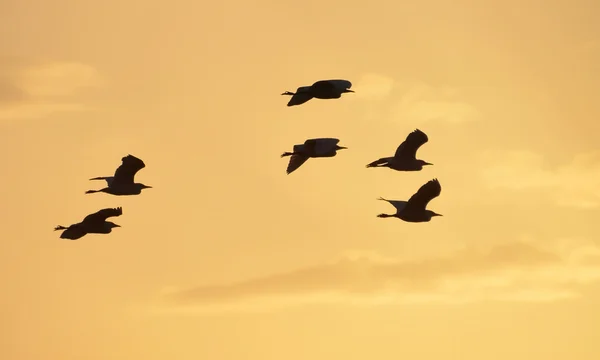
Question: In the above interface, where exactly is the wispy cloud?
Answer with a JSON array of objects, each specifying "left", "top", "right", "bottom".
[
  {"left": 353, "top": 73, "right": 396, "bottom": 100},
  {"left": 391, "top": 83, "right": 480, "bottom": 124},
  {"left": 351, "top": 74, "right": 479, "bottom": 124},
  {"left": 0, "top": 61, "right": 104, "bottom": 121},
  {"left": 152, "top": 241, "right": 600, "bottom": 314},
  {"left": 479, "top": 150, "right": 600, "bottom": 208}
]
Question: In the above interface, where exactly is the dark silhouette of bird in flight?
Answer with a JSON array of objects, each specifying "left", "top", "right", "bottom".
[
  {"left": 281, "top": 138, "right": 347, "bottom": 174},
  {"left": 377, "top": 178, "right": 443, "bottom": 222},
  {"left": 366, "top": 129, "right": 432, "bottom": 171},
  {"left": 281, "top": 79, "right": 354, "bottom": 107},
  {"left": 54, "top": 207, "right": 123, "bottom": 240},
  {"left": 86, "top": 154, "right": 152, "bottom": 196}
]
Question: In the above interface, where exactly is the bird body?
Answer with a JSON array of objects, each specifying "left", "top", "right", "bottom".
[
  {"left": 377, "top": 178, "right": 443, "bottom": 223},
  {"left": 281, "top": 138, "right": 347, "bottom": 174},
  {"left": 366, "top": 129, "right": 432, "bottom": 171},
  {"left": 282, "top": 79, "right": 354, "bottom": 106},
  {"left": 87, "top": 154, "right": 152, "bottom": 196},
  {"left": 54, "top": 207, "right": 123, "bottom": 240}
]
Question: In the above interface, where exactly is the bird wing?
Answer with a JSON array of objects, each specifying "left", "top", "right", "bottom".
[
  {"left": 286, "top": 88, "right": 313, "bottom": 107},
  {"left": 378, "top": 197, "right": 408, "bottom": 214},
  {"left": 311, "top": 80, "right": 337, "bottom": 92},
  {"left": 82, "top": 207, "right": 123, "bottom": 224},
  {"left": 404, "top": 178, "right": 441, "bottom": 213},
  {"left": 286, "top": 154, "right": 310, "bottom": 174},
  {"left": 312, "top": 138, "right": 340, "bottom": 155},
  {"left": 112, "top": 155, "right": 145, "bottom": 185},
  {"left": 302, "top": 139, "right": 320, "bottom": 153},
  {"left": 326, "top": 79, "right": 352, "bottom": 90},
  {"left": 394, "top": 129, "right": 428, "bottom": 160},
  {"left": 58, "top": 225, "right": 87, "bottom": 240}
]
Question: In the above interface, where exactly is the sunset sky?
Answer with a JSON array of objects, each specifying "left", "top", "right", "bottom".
[{"left": 2, "top": 0, "right": 600, "bottom": 359}]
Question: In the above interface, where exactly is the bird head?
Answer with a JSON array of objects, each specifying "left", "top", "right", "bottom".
[{"left": 107, "top": 222, "right": 121, "bottom": 229}]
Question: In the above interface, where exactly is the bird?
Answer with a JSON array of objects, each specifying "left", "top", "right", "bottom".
[
  {"left": 377, "top": 178, "right": 443, "bottom": 222},
  {"left": 86, "top": 154, "right": 152, "bottom": 196},
  {"left": 281, "top": 79, "right": 354, "bottom": 107},
  {"left": 54, "top": 207, "right": 123, "bottom": 240},
  {"left": 281, "top": 138, "right": 348, "bottom": 174},
  {"left": 366, "top": 129, "right": 432, "bottom": 171}
]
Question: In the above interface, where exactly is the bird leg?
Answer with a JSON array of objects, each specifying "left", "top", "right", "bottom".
[
  {"left": 366, "top": 158, "right": 389, "bottom": 168},
  {"left": 281, "top": 152, "right": 294, "bottom": 157},
  {"left": 54, "top": 225, "right": 68, "bottom": 231},
  {"left": 281, "top": 91, "right": 295, "bottom": 96},
  {"left": 85, "top": 189, "right": 103, "bottom": 194},
  {"left": 377, "top": 213, "right": 394, "bottom": 218}
]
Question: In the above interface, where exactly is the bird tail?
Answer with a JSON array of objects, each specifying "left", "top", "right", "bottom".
[
  {"left": 54, "top": 225, "right": 68, "bottom": 231},
  {"left": 281, "top": 152, "right": 294, "bottom": 158}
]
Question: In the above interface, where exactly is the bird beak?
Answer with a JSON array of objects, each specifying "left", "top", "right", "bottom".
[
  {"left": 345, "top": 89, "right": 355, "bottom": 93},
  {"left": 434, "top": 213, "right": 443, "bottom": 217},
  {"left": 338, "top": 146, "right": 348, "bottom": 150},
  {"left": 114, "top": 224, "right": 121, "bottom": 227},
  {"left": 424, "top": 162, "right": 433, "bottom": 166}
]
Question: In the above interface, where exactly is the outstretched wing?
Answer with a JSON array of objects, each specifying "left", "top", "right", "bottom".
[
  {"left": 82, "top": 207, "right": 123, "bottom": 224},
  {"left": 311, "top": 80, "right": 337, "bottom": 92},
  {"left": 404, "top": 179, "right": 441, "bottom": 213},
  {"left": 394, "top": 129, "right": 429, "bottom": 160},
  {"left": 286, "top": 154, "right": 310, "bottom": 174},
  {"left": 326, "top": 79, "right": 352, "bottom": 91},
  {"left": 378, "top": 197, "right": 408, "bottom": 214},
  {"left": 113, "top": 155, "right": 145, "bottom": 185},
  {"left": 313, "top": 138, "right": 340, "bottom": 155},
  {"left": 285, "top": 86, "right": 313, "bottom": 107}
]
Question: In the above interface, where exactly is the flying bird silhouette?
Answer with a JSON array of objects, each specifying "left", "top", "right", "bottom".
[
  {"left": 54, "top": 207, "right": 123, "bottom": 240},
  {"left": 377, "top": 178, "right": 443, "bottom": 222},
  {"left": 366, "top": 129, "right": 432, "bottom": 171},
  {"left": 86, "top": 154, "right": 152, "bottom": 196},
  {"left": 281, "top": 138, "right": 347, "bottom": 174},
  {"left": 281, "top": 79, "right": 354, "bottom": 107}
]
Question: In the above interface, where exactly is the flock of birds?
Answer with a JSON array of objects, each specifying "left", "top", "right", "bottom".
[{"left": 54, "top": 78, "right": 442, "bottom": 240}]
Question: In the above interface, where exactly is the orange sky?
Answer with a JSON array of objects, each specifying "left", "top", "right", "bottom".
[{"left": 2, "top": 0, "right": 600, "bottom": 359}]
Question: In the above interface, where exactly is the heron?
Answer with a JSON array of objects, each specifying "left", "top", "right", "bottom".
[
  {"left": 86, "top": 154, "right": 152, "bottom": 196},
  {"left": 281, "top": 79, "right": 354, "bottom": 107},
  {"left": 54, "top": 207, "right": 123, "bottom": 240},
  {"left": 366, "top": 129, "right": 432, "bottom": 171},
  {"left": 377, "top": 178, "right": 443, "bottom": 222},
  {"left": 281, "top": 138, "right": 348, "bottom": 174}
]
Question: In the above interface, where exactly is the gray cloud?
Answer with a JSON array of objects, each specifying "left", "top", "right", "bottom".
[{"left": 154, "top": 241, "right": 600, "bottom": 313}]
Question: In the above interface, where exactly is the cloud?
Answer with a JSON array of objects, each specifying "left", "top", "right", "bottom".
[
  {"left": 391, "top": 83, "right": 480, "bottom": 124},
  {"left": 0, "top": 61, "right": 103, "bottom": 121},
  {"left": 352, "top": 73, "right": 396, "bottom": 100},
  {"left": 479, "top": 150, "right": 600, "bottom": 208},
  {"left": 350, "top": 75, "right": 479, "bottom": 124},
  {"left": 151, "top": 241, "right": 600, "bottom": 314}
]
